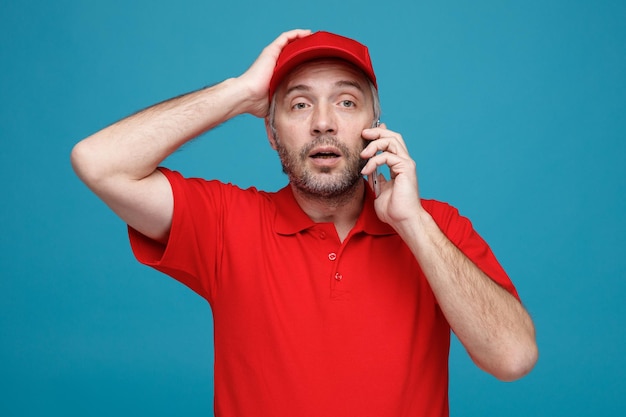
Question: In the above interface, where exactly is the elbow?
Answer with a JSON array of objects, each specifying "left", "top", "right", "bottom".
[
  {"left": 71, "top": 139, "right": 108, "bottom": 186},
  {"left": 70, "top": 140, "right": 92, "bottom": 181},
  {"left": 490, "top": 341, "right": 539, "bottom": 382},
  {"left": 468, "top": 326, "right": 539, "bottom": 382}
]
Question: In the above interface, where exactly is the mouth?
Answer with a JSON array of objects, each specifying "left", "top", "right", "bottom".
[
  {"left": 310, "top": 151, "right": 340, "bottom": 159},
  {"left": 307, "top": 147, "right": 342, "bottom": 170},
  {"left": 308, "top": 146, "right": 342, "bottom": 160}
]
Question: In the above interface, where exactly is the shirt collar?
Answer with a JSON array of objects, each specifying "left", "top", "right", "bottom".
[{"left": 273, "top": 180, "right": 396, "bottom": 236}]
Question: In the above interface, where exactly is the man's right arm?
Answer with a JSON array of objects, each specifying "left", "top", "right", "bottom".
[{"left": 71, "top": 29, "right": 311, "bottom": 243}]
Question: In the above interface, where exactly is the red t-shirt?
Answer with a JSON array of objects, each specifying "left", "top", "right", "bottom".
[{"left": 129, "top": 168, "right": 518, "bottom": 417}]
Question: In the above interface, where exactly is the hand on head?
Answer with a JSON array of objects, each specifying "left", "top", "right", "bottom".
[{"left": 237, "top": 29, "right": 312, "bottom": 118}]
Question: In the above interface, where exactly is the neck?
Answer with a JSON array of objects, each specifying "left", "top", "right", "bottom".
[{"left": 291, "top": 180, "right": 365, "bottom": 242}]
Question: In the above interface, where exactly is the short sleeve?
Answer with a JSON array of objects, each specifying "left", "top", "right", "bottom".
[
  {"left": 421, "top": 199, "right": 520, "bottom": 300},
  {"left": 128, "top": 168, "right": 226, "bottom": 303}
]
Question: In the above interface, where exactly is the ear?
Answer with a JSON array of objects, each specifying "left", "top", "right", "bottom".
[{"left": 265, "top": 117, "right": 278, "bottom": 150}]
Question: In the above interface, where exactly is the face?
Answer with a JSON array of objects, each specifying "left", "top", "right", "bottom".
[{"left": 270, "top": 59, "right": 376, "bottom": 198}]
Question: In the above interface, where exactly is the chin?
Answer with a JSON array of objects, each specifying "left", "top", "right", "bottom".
[{"left": 295, "top": 171, "right": 362, "bottom": 198}]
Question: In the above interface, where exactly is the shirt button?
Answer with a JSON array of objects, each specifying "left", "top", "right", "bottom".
[
  {"left": 334, "top": 272, "right": 343, "bottom": 281},
  {"left": 328, "top": 253, "right": 337, "bottom": 261},
  {"left": 320, "top": 231, "right": 327, "bottom": 239}
]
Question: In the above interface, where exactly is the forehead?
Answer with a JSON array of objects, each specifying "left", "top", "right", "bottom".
[{"left": 277, "top": 58, "right": 371, "bottom": 96}]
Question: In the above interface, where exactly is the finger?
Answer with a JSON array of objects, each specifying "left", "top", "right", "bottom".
[
  {"left": 275, "top": 29, "right": 312, "bottom": 47},
  {"left": 361, "top": 125, "right": 408, "bottom": 150},
  {"left": 259, "top": 29, "right": 313, "bottom": 64},
  {"left": 362, "top": 150, "right": 414, "bottom": 179},
  {"left": 361, "top": 150, "right": 394, "bottom": 175},
  {"left": 283, "top": 28, "right": 313, "bottom": 38},
  {"left": 361, "top": 136, "right": 409, "bottom": 160},
  {"left": 361, "top": 126, "right": 385, "bottom": 140},
  {"left": 361, "top": 155, "right": 379, "bottom": 176}
]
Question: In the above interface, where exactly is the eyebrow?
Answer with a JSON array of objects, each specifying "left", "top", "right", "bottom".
[
  {"left": 334, "top": 80, "right": 365, "bottom": 93},
  {"left": 284, "top": 80, "right": 365, "bottom": 97},
  {"left": 284, "top": 84, "right": 311, "bottom": 97}
]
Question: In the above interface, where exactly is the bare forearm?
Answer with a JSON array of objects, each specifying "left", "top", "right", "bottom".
[
  {"left": 70, "top": 78, "right": 261, "bottom": 242},
  {"left": 71, "top": 78, "right": 253, "bottom": 184},
  {"left": 397, "top": 211, "right": 538, "bottom": 380}
]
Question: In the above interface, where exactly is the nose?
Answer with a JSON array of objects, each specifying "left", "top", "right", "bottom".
[{"left": 311, "top": 103, "right": 337, "bottom": 136}]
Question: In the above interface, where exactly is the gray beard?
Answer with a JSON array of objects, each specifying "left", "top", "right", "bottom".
[{"left": 275, "top": 135, "right": 367, "bottom": 199}]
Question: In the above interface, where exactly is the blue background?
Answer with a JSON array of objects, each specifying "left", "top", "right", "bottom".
[{"left": 1, "top": 0, "right": 624, "bottom": 415}]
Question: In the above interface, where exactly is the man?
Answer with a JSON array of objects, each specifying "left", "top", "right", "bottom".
[{"left": 72, "top": 29, "right": 537, "bottom": 416}]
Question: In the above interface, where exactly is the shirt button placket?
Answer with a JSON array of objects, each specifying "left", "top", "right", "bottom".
[{"left": 328, "top": 251, "right": 344, "bottom": 290}]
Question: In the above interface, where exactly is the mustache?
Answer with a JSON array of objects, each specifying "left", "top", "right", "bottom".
[{"left": 298, "top": 136, "right": 357, "bottom": 160}]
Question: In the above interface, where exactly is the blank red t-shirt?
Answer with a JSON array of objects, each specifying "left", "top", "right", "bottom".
[{"left": 129, "top": 168, "right": 518, "bottom": 417}]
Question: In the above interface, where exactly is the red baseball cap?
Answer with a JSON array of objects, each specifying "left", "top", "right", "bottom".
[{"left": 268, "top": 31, "right": 377, "bottom": 100}]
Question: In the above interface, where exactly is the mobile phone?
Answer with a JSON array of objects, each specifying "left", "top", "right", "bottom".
[{"left": 372, "top": 120, "right": 381, "bottom": 196}]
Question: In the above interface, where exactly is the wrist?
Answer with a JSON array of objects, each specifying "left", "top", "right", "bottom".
[
  {"left": 231, "top": 75, "right": 270, "bottom": 118},
  {"left": 393, "top": 207, "right": 440, "bottom": 249}
]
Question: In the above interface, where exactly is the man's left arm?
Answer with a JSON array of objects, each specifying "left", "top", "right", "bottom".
[{"left": 361, "top": 124, "right": 538, "bottom": 381}]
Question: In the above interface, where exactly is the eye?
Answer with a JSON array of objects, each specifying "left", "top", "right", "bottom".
[
  {"left": 292, "top": 102, "right": 309, "bottom": 110},
  {"left": 340, "top": 100, "right": 355, "bottom": 108}
]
